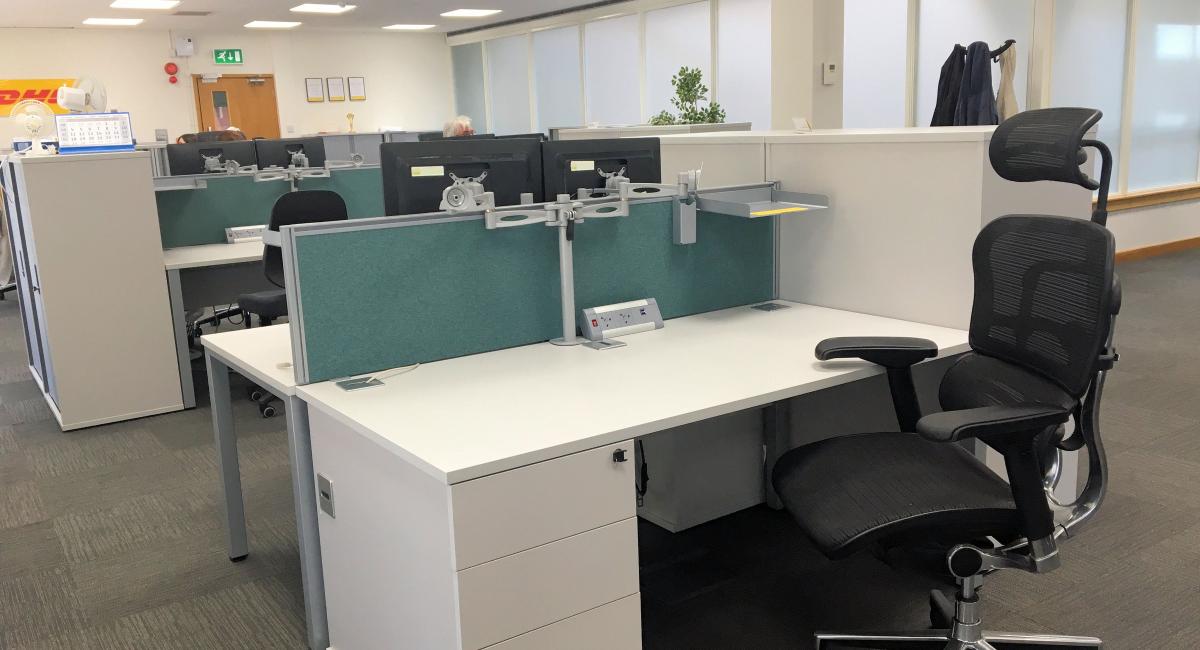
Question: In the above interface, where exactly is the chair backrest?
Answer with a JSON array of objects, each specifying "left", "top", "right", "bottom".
[
  {"left": 264, "top": 190, "right": 348, "bottom": 287},
  {"left": 944, "top": 107, "right": 1119, "bottom": 407},
  {"left": 966, "top": 215, "right": 1115, "bottom": 399}
]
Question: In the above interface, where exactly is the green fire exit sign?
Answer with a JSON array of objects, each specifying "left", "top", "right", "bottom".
[{"left": 213, "top": 49, "right": 243, "bottom": 65}]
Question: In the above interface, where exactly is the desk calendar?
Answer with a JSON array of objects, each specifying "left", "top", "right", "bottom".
[{"left": 54, "top": 112, "right": 136, "bottom": 154}]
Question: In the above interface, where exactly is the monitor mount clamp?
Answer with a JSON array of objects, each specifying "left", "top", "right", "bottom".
[{"left": 441, "top": 171, "right": 495, "bottom": 212}]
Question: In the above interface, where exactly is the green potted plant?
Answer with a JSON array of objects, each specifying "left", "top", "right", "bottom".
[{"left": 649, "top": 66, "right": 726, "bottom": 126}]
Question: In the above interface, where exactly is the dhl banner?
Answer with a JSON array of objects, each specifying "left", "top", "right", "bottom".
[{"left": 0, "top": 79, "right": 77, "bottom": 115}]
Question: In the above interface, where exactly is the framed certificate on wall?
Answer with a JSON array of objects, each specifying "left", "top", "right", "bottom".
[
  {"left": 327, "top": 77, "right": 346, "bottom": 102},
  {"left": 348, "top": 77, "right": 366, "bottom": 101},
  {"left": 305, "top": 78, "right": 324, "bottom": 102}
]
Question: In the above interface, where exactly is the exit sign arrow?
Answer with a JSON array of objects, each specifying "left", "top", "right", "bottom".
[{"left": 213, "top": 49, "right": 244, "bottom": 65}]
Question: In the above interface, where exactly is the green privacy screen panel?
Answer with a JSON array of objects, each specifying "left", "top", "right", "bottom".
[
  {"left": 291, "top": 200, "right": 775, "bottom": 383},
  {"left": 156, "top": 167, "right": 385, "bottom": 248}
]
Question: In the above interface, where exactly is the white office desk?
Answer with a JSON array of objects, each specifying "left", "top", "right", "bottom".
[
  {"left": 299, "top": 301, "right": 970, "bottom": 649},
  {"left": 200, "top": 325, "right": 328, "bottom": 650},
  {"left": 163, "top": 240, "right": 264, "bottom": 270},
  {"left": 164, "top": 241, "right": 276, "bottom": 408}
]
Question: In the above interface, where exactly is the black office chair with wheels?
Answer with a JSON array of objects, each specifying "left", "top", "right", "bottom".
[
  {"left": 240, "top": 189, "right": 348, "bottom": 416},
  {"left": 772, "top": 108, "right": 1118, "bottom": 650}
]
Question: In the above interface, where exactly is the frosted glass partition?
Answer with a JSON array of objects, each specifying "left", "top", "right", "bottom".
[
  {"left": 644, "top": 2, "right": 711, "bottom": 122},
  {"left": 716, "top": 0, "right": 771, "bottom": 129},
  {"left": 584, "top": 15, "right": 641, "bottom": 125},
  {"left": 486, "top": 35, "right": 533, "bottom": 135},
  {"left": 1127, "top": 0, "right": 1200, "bottom": 190},
  {"left": 915, "top": 0, "right": 1034, "bottom": 126},
  {"left": 533, "top": 26, "right": 584, "bottom": 133},
  {"left": 843, "top": 0, "right": 908, "bottom": 128},
  {"left": 452, "top": 43, "right": 488, "bottom": 132},
  {"left": 1051, "top": 0, "right": 1128, "bottom": 188}
]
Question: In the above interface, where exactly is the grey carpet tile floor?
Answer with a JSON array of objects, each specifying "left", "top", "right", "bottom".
[{"left": 0, "top": 248, "right": 1198, "bottom": 649}]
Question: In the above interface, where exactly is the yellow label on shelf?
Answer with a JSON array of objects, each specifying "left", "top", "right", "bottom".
[
  {"left": 570, "top": 160, "right": 596, "bottom": 172},
  {"left": 411, "top": 165, "right": 445, "bottom": 177},
  {"left": 750, "top": 206, "right": 810, "bottom": 217}
]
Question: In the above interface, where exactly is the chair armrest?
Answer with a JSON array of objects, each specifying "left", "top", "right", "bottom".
[
  {"left": 814, "top": 336, "right": 938, "bottom": 369},
  {"left": 916, "top": 405, "right": 1071, "bottom": 443}
]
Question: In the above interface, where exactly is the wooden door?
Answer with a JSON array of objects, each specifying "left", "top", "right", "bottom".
[{"left": 193, "top": 74, "right": 281, "bottom": 139}]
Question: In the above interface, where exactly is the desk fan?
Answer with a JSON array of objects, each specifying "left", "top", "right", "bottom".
[{"left": 9, "top": 100, "right": 57, "bottom": 156}]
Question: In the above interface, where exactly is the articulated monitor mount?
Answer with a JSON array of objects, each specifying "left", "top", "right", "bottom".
[{"left": 479, "top": 171, "right": 701, "bottom": 346}]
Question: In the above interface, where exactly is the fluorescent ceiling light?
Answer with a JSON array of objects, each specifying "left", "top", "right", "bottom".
[
  {"left": 245, "top": 20, "right": 302, "bottom": 29},
  {"left": 291, "top": 3, "right": 357, "bottom": 14},
  {"left": 82, "top": 17, "right": 144, "bottom": 25},
  {"left": 109, "top": 0, "right": 180, "bottom": 8},
  {"left": 383, "top": 24, "right": 435, "bottom": 30},
  {"left": 440, "top": 9, "right": 501, "bottom": 18}
]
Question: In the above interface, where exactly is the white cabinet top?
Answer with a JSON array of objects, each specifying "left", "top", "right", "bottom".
[
  {"left": 296, "top": 301, "right": 970, "bottom": 485},
  {"left": 658, "top": 126, "right": 998, "bottom": 145}
]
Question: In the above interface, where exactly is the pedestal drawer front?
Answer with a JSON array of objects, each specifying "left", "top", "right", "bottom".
[
  {"left": 452, "top": 440, "right": 635, "bottom": 569},
  {"left": 458, "top": 518, "right": 639, "bottom": 650},
  {"left": 484, "top": 594, "right": 642, "bottom": 650}
]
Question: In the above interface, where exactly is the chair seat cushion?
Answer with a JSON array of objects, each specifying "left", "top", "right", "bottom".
[
  {"left": 238, "top": 289, "right": 288, "bottom": 320},
  {"left": 772, "top": 432, "right": 1019, "bottom": 559}
]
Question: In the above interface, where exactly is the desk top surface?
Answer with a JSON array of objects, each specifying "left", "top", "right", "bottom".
[
  {"left": 201, "top": 325, "right": 296, "bottom": 397},
  {"left": 163, "top": 241, "right": 264, "bottom": 270},
  {"left": 295, "top": 301, "right": 970, "bottom": 485}
]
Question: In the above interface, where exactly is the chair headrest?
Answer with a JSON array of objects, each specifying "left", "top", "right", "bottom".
[{"left": 989, "top": 107, "right": 1102, "bottom": 190}]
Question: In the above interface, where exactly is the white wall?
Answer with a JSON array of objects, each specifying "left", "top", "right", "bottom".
[
  {"left": 1108, "top": 201, "right": 1200, "bottom": 251},
  {"left": 0, "top": 28, "right": 453, "bottom": 145}
]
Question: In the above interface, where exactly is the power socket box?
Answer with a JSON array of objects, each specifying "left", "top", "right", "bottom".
[
  {"left": 580, "top": 298, "right": 664, "bottom": 341},
  {"left": 225, "top": 225, "right": 266, "bottom": 243}
]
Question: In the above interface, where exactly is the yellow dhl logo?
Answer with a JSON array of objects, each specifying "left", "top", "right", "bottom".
[{"left": 0, "top": 79, "right": 78, "bottom": 115}]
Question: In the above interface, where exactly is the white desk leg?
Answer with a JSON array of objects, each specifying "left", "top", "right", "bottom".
[
  {"left": 762, "top": 400, "right": 792, "bottom": 510},
  {"left": 167, "top": 269, "right": 197, "bottom": 409},
  {"left": 284, "top": 395, "right": 328, "bottom": 650},
  {"left": 206, "top": 351, "right": 249, "bottom": 561}
]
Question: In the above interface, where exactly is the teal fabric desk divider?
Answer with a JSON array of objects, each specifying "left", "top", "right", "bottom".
[
  {"left": 293, "top": 217, "right": 562, "bottom": 382},
  {"left": 156, "top": 167, "right": 384, "bottom": 248},
  {"left": 574, "top": 201, "right": 773, "bottom": 319},
  {"left": 299, "top": 167, "right": 385, "bottom": 221},
  {"left": 290, "top": 200, "right": 774, "bottom": 383}
]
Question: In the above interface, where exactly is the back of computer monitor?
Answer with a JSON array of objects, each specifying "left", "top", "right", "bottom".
[
  {"left": 255, "top": 137, "right": 326, "bottom": 168},
  {"left": 166, "top": 141, "right": 258, "bottom": 175},
  {"left": 380, "top": 139, "right": 543, "bottom": 216},
  {"left": 541, "top": 138, "right": 660, "bottom": 199},
  {"left": 496, "top": 133, "right": 547, "bottom": 142}
]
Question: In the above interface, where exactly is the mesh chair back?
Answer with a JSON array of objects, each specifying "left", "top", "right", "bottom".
[
  {"left": 989, "top": 107, "right": 1102, "bottom": 190},
  {"left": 264, "top": 190, "right": 348, "bottom": 287},
  {"left": 968, "top": 215, "right": 1115, "bottom": 398}
]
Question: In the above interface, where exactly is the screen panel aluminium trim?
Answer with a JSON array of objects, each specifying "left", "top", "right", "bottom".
[{"left": 280, "top": 225, "right": 309, "bottom": 385}]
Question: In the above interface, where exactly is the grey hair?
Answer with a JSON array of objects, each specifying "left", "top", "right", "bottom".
[{"left": 443, "top": 115, "right": 473, "bottom": 137}]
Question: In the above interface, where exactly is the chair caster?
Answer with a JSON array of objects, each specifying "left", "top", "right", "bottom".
[
  {"left": 248, "top": 387, "right": 265, "bottom": 401},
  {"left": 259, "top": 403, "right": 277, "bottom": 418}
]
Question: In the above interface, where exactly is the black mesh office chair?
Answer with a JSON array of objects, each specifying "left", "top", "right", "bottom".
[
  {"left": 772, "top": 108, "right": 1118, "bottom": 650},
  {"left": 240, "top": 190, "right": 347, "bottom": 416}
]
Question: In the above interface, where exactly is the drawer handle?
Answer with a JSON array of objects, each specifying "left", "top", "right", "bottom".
[{"left": 612, "top": 448, "right": 628, "bottom": 463}]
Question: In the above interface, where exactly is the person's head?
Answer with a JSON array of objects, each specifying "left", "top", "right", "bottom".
[{"left": 443, "top": 115, "right": 475, "bottom": 138}]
